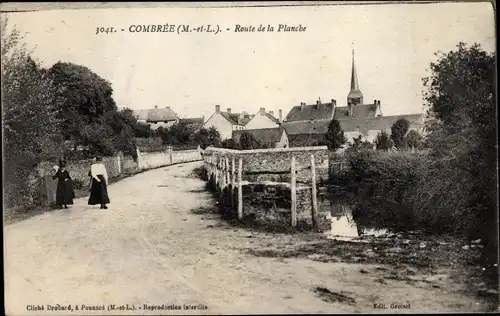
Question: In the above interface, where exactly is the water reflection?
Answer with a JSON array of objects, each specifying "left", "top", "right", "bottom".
[{"left": 319, "top": 197, "right": 387, "bottom": 239}]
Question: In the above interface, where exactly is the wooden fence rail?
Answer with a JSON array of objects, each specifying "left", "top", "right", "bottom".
[{"left": 203, "top": 150, "right": 323, "bottom": 230}]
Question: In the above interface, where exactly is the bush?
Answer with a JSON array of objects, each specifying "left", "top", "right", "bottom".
[
  {"left": 2, "top": 19, "right": 62, "bottom": 209},
  {"left": 339, "top": 150, "right": 426, "bottom": 232}
]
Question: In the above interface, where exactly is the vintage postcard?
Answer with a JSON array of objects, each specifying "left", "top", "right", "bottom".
[{"left": 2, "top": 1, "right": 497, "bottom": 315}]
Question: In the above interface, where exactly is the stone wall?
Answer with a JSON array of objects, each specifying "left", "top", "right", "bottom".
[
  {"left": 203, "top": 146, "right": 329, "bottom": 184},
  {"left": 37, "top": 156, "right": 121, "bottom": 185},
  {"left": 328, "top": 152, "right": 347, "bottom": 179},
  {"left": 172, "top": 149, "right": 202, "bottom": 165},
  {"left": 121, "top": 155, "right": 140, "bottom": 174},
  {"left": 139, "top": 148, "right": 202, "bottom": 170},
  {"left": 203, "top": 146, "right": 330, "bottom": 230},
  {"left": 138, "top": 150, "right": 172, "bottom": 170},
  {"left": 215, "top": 183, "right": 331, "bottom": 230}
]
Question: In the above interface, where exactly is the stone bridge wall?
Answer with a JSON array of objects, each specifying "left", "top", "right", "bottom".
[
  {"left": 203, "top": 146, "right": 330, "bottom": 184},
  {"left": 203, "top": 146, "right": 330, "bottom": 230}
]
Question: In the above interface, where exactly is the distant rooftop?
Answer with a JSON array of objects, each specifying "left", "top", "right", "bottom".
[{"left": 134, "top": 106, "right": 178, "bottom": 122}]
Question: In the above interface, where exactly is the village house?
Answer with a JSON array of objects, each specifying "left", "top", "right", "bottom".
[
  {"left": 134, "top": 105, "right": 179, "bottom": 130},
  {"left": 232, "top": 127, "right": 289, "bottom": 149},
  {"left": 203, "top": 105, "right": 253, "bottom": 140},
  {"left": 244, "top": 107, "right": 282, "bottom": 129},
  {"left": 283, "top": 49, "right": 424, "bottom": 148}
]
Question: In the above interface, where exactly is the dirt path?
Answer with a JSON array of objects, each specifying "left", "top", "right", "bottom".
[{"left": 4, "top": 162, "right": 491, "bottom": 315}]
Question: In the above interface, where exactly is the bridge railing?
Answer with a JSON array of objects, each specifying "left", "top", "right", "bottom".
[{"left": 202, "top": 146, "right": 329, "bottom": 230}]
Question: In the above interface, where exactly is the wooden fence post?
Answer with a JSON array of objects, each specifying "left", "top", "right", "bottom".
[
  {"left": 310, "top": 154, "right": 319, "bottom": 231},
  {"left": 225, "top": 157, "right": 229, "bottom": 205},
  {"left": 215, "top": 155, "right": 219, "bottom": 191},
  {"left": 231, "top": 157, "right": 236, "bottom": 208},
  {"left": 291, "top": 155, "right": 297, "bottom": 227},
  {"left": 225, "top": 157, "right": 230, "bottom": 187},
  {"left": 169, "top": 146, "right": 173, "bottom": 165},
  {"left": 221, "top": 158, "right": 226, "bottom": 190},
  {"left": 238, "top": 157, "right": 243, "bottom": 219}
]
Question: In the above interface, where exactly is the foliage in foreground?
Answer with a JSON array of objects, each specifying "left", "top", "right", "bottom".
[
  {"left": 334, "top": 42, "right": 497, "bottom": 285},
  {"left": 2, "top": 18, "right": 62, "bottom": 207}
]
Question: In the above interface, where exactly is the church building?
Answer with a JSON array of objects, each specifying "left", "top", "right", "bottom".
[{"left": 283, "top": 49, "right": 424, "bottom": 148}]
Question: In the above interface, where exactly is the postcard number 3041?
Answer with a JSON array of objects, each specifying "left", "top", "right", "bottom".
[{"left": 96, "top": 27, "right": 116, "bottom": 35}]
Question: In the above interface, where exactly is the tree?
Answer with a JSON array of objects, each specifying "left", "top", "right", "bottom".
[
  {"left": 103, "top": 108, "right": 138, "bottom": 156},
  {"left": 374, "top": 131, "right": 393, "bottom": 151},
  {"left": 2, "top": 18, "right": 63, "bottom": 207},
  {"left": 423, "top": 42, "right": 495, "bottom": 133},
  {"left": 48, "top": 62, "right": 117, "bottom": 143},
  {"left": 405, "top": 130, "right": 424, "bottom": 150},
  {"left": 325, "top": 119, "right": 347, "bottom": 152},
  {"left": 135, "top": 122, "right": 155, "bottom": 138},
  {"left": 207, "top": 127, "right": 221, "bottom": 147},
  {"left": 390, "top": 118, "right": 410, "bottom": 149},
  {"left": 221, "top": 138, "right": 239, "bottom": 149},
  {"left": 421, "top": 42, "right": 497, "bottom": 269},
  {"left": 239, "top": 132, "right": 259, "bottom": 150},
  {"left": 167, "top": 121, "right": 194, "bottom": 146},
  {"left": 346, "top": 135, "right": 374, "bottom": 153},
  {"left": 191, "top": 127, "right": 220, "bottom": 149}
]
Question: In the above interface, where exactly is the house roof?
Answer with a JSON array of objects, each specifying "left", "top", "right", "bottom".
[
  {"left": 135, "top": 109, "right": 150, "bottom": 120},
  {"left": 282, "top": 120, "right": 331, "bottom": 135},
  {"left": 282, "top": 114, "right": 424, "bottom": 136},
  {"left": 285, "top": 102, "right": 335, "bottom": 122},
  {"left": 232, "top": 127, "right": 285, "bottom": 144},
  {"left": 134, "top": 107, "right": 178, "bottom": 122},
  {"left": 288, "top": 134, "right": 326, "bottom": 147},
  {"left": 333, "top": 104, "right": 378, "bottom": 119},
  {"left": 220, "top": 111, "right": 253, "bottom": 126},
  {"left": 264, "top": 112, "right": 280, "bottom": 123},
  {"left": 147, "top": 106, "right": 178, "bottom": 122},
  {"left": 337, "top": 114, "right": 425, "bottom": 133}
]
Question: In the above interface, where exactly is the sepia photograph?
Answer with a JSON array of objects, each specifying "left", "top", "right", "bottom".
[{"left": 2, "top": 1, "right": 497, "bottom": 314}]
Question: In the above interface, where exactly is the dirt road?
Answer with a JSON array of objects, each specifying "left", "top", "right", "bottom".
[{"left": 4, "top": 162, "right": 490, "bottom": 315}]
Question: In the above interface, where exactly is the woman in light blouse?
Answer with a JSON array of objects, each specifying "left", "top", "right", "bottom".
[{"left": 88, "top": 156, "right": 110, "bottom": 209}]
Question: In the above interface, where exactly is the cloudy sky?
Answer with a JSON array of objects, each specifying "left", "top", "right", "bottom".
[{"left": 3, "top": 2, "right": 495, "bottom": 119}]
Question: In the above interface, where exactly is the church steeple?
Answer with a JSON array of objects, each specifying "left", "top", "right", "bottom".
[{"left": 347, "top": 46, "right": 363, "bottom": 106}]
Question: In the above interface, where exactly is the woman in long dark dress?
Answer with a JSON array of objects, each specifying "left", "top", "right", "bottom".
[
  {"left": 52, "top": 160, "right": 75, "bottom": 209},
  {"left": 88, "top": 156, "right": 110, "bottom": 209}
]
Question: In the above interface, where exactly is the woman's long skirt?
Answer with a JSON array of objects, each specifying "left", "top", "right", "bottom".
[
  {"left": 88, "top": 175, "right": 110, "bottom": 205},
  {"left": 56, "top": 179, "right": 75, "bottom": 205}
]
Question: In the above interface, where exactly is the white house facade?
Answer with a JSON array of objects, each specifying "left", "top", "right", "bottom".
[{"left": 244, "top": 108, "right": 281, "bottom": 130}]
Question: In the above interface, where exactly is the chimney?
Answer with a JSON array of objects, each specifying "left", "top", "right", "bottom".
[
  {"left": 374, "top": 99, "right": 377, "bottom": 106},
  {"left": 300, "top": 102, "right": 305, "bottom": 111},
  {"left": 278, "top": 109, "right": 282, "bottom": 123},
  {"left": 331, "top": 99, "right": 337, "bottom": 107},
  {"left": 227, "top": 108, "right": 231, "bottom": 114},
  {"left": 154, "top": 105, "right": 158, "bottom": 109},
  {"left": 215, "top": 104, "right": 220, "bottom": 113},
  {"left": 269, "top": 110, "right": 274, "bottom": 117},
  {"left": 259, "top": 107, "right": 265, "bottom": 115}
]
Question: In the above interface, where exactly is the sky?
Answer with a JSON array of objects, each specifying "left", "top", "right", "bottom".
[{"left": 3, "top": 2, "right": 495, "bottom": 120}]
